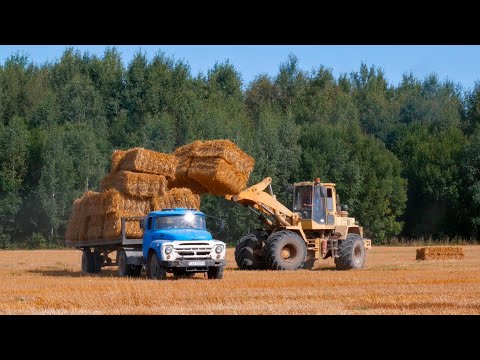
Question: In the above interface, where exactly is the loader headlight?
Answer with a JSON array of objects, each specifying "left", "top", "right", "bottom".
[
  {"left": 215, "top": 245, "right": 223, "bottom": 254},
  {"left": 164, "top": 246, "right": 173, "bottom": 254}
]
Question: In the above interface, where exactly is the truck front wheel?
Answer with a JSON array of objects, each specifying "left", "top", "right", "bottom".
[
  {"left": 207, "top": 266, "right": 224, "bottom": 280},
  {"left": 147, "top": 252, "right": 167, "bottom": 280},
  {"left": 81, "top": 250, "right": 94, "bottom": 274}
]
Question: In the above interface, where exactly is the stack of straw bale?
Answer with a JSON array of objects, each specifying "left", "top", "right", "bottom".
[
  {"left": 65, "top": 140, "right": 254, "bottom": 244},
  {"left": 416, "top": 246, "right": 464, "bottom": 260},
  {"left": 172, "top": 140, "right": 255, "bottom": 196}
]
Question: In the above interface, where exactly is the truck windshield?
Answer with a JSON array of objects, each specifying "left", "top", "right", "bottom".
[{"left": 155, "top": 214, "right": 206, "bottom": 230}]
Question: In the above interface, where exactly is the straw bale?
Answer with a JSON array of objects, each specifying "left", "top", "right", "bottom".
[
  {"left": 65, "top": 198, "right": 82, "bottom": 241},
  {"left": 101, "top": 189, "right": 151, "bottom": 215},
  {"left": 169, "top": 157, "right": 208, "bottom": 194},
  {"left": 416, "top": 246, "right": 464, "bottom": 260},
  {"left": 118, "top": 147, "right": 178, "bottom": 178},
  {"left": 193, "top": 140, "right": 255, "bottom": 174},
  {"left": 188, "top": 157, "right": 248, "bottom": 195},
  {"left": 101, "top": 171, "right": 168, "bottom": 198},
  {"left": 151, "top": 188, "right": 201, "bottom": 211},
  {"left": 110, "top": 149, "right": 127, "bottom": 173},
  {"left": 102, "top": 214, "right": 144, "bottom": 240},
  {"left": 173, "top": 140, "right": 203, "bottom": 158},
  {"left": 86, "top": 215, "right": 104, "bottom": 240}
]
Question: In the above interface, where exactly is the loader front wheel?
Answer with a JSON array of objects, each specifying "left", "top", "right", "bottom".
[
  {"left": 335, "top": 234, "right": 365, "bottom": 270},
  {"left": 235, "top": 231, "right": 269, "bottom": 270},
  {"left": 264, "top": 230, "right": 306, "bottom": 270}
]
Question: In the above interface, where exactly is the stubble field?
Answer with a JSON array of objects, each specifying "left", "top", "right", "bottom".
[{"left": 1, "top": 246, "right": 479, "bottom": 314}]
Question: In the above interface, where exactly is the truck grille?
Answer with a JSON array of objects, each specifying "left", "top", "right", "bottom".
[{"left": 173, "top": 243, "right": 213, "bottom": 259}]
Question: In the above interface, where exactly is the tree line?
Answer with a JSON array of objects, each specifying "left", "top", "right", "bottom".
[{"left": 1, "top": 47, "right": 480, "bottom": 248}]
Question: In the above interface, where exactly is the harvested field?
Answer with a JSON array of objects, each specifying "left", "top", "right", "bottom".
[
  {"left": 101, "top": 171, "right": 168, "bottom": 198},
  {"left": 1, "top": 246, "right": 480, "bottom": 314},
  {"left": 416, "top": 246, "right": 464, "bottom": 260},
  {"left": 118, "top": 147, "right": 178, "bottom": 178}
]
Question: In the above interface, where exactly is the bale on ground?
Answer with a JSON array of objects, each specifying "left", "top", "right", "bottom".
[
  {"left": 118, "top": 147, "right": 178, "bottom": 178},
  {"left": 101, "top": 171, "right": 168, "bottom": 198},
  {"left": 110, "top": 149, "right": 127, "bottom": 173},
  {"left": 187, "top": 157, "right": 249, "bottom": 195},
  {"left": 101, "top": 189, "right": 151, "bottom": 215},
  {"left": 102, "top": 214, "right": 144, "bottom": 240},
  {"left": 151, "top": 188, "right": 201, "bottom": 211},
  {"left": 193, "top": 139, "right": 255, "bottom": 174},
  {"left": 416, "top": 246, "right": 464, "bottom": 260}
]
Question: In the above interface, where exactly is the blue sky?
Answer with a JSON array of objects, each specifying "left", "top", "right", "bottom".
[{"left": 1, "top": 45, "right": 479, "bottom": 90}]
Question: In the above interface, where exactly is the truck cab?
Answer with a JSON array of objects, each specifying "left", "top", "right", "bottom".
[{"left": 141, "top": 208, "right": 226, "bottom": 280}]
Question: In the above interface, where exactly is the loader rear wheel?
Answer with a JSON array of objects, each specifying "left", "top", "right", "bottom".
[
  {"left": 335, "top": 234, "right": 365, "bottom": 270},
  {"left": 81, "top": 250, "right": 94, "bottom": 274},
  {"left": 147, "top": 252, "right": 167, "bottom": 280},
  {"left": 264, "top": 230, "right": 306, "bottom": 270},
  {"left": 235, "top": 231, "right": 269, "bottom": 270}
]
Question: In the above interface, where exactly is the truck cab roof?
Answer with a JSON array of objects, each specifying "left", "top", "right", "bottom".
[{"left": 148, "top": 208, "right": 204, "bottom": 217}]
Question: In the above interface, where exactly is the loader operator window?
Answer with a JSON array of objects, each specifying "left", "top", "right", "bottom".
[{"left": 293, "top": 186, "right": 313, "bottom": 219}]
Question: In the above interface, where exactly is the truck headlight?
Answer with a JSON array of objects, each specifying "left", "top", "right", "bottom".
[
  {"left": 164, "top": 246, "right": 173, "bottom": 254},
  {"left": 215, "top": 245, "right": 223, "bottom": 254}
]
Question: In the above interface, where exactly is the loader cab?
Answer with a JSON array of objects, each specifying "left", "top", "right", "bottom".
[{"left": 293, "top": 179, "right": 337, "bottom": 227}]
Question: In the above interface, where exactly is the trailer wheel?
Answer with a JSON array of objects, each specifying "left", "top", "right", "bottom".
[
  {"left": 335, "top": 234, "right": 365, "bottom": 270},
  {"left": 117, "top": 249, "right": 130, "bottom": 277},
  {"left": 147, "top": 252, "right": 167, "bottom": 280},
  {"left": 207, "top": 266, "right": 224, "bottom": 279},
  {"left": 92, "top": 251, "right": 103, "bottom": 274},
  {"left": 81, "top": 250, "right": 94, "bottom": 274},
  {"left": 264, "top": 230, "right": 307, "bottom": 270}
]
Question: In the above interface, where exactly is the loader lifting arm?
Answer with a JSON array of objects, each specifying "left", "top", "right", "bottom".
[{"left": 225, "top": 177, "right": 301, "bottom": 228}]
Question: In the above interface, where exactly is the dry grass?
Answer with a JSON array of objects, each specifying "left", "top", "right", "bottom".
[{"left": 2, "top": 246, "right": 480, "bottom": 315}]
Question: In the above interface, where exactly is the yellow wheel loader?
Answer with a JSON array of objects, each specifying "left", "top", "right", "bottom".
[{"left": 226, "top": 177, "right": 371, "bottom": 271}]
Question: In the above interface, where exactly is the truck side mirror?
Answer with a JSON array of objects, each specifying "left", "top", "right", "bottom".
[
  {"left": 139, "top": 218, "right": 145, "bottom": 230},
  {"left": 341, "top": 204, "right": 349, "bottom": 211}
]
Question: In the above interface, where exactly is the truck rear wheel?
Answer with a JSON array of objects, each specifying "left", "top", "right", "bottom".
[
  {"left": 235, "top": 231, "right": 268, "bottom": 270},
  {"left": 147, "top": 252, "right": 167, "bottom": 280},
  {"left": 264, "top": 230, "right": 306, "bottom": 270},
  {"left": 117, "top": 249, "right": 141, "bottom": 277},
  {"left": 92, "top": 250, "right": 103, "bottom": 274},
  {"left": 81, "top": 250, "right": 94, "bottom": 274},
  {"left": 335, "top": 234, "right": 365, "bottom": 270},
  {"left": 207, "top": 266, "right": 224, "bottom": 279}
]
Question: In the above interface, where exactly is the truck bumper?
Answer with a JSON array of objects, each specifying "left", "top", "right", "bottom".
[{"left": 160, "top": 259, "right": 226, "bottom": 269}]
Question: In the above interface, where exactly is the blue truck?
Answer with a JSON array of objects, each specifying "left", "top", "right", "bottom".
[{"left": 70, "top": 208, "right": 227, "bottom": 280}]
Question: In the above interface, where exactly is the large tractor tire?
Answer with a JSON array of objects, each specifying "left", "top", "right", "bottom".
[
  {"left": 81, "top": 250, "right": 94, "bottom": 274},
  {"left": 334, "top": 234, "right": 365, "bottom": 270},
  {"left": 264, "top": 230, "right": 307, "bottom": 270},
  {"left": 235, "top": 231, "right": 269, "bottom": 270},
  {"left": 147, "top": 252, "right": 167, "bottom": 280}
]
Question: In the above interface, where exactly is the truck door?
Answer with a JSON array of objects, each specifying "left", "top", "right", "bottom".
[{"left": 143, "top": 216, "right": 154, "bottom": 248}]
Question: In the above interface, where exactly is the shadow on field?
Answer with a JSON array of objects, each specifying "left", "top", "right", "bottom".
[
  {"left": 27, "top": 269, "right": 209, "bottom": 280},
  {"left": 28, "top": 269, "right": 118, "bottom": 278}
]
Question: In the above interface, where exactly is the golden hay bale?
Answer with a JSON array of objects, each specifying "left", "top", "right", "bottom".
[
  {"left": 102, "top": 214, "right": 144, "bottom": 240},
  {"left": 118, "top": 147, "right": 178, "bottom": 178},
  {"left": 101, "top": 189, "right": 151, "bottom": 216},
  {"left": 187, "top": 157, "right": 248, "bottom": 195},
  {"left": 110, "top": 149, "right": 127, "bottom": 173},
  {"left": 193, "top": 140, "right": 255, "bottom": 174},
  {"left": 101, "top": 171, "right": 168, "bottom": 198},
  {"left": 86, "top": 215, "right": 104, "bottom": 240},
  {"left": 151, "top": 188, "right": 201, "bottom": 211},
  {"left": 173, "top": 140, "right": 203, "bottom": 158},
  {"left": 83, "top": 191, "right": 104, "bottom": 216},
  {"left": 416, "top": 246, "right": 464, "bottom": 260},
  {"left": 65, "top": 198, "right": 83, "bottom": 241},
  {"left": 169, "top": 157, "right": 208, "bottom": 194}
]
